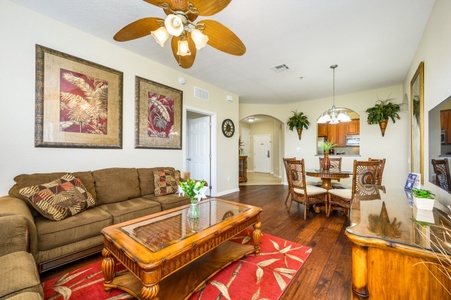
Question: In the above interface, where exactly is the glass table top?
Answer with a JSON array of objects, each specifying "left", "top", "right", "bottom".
[
  {"left": 346, "top": 186, "right": 451, "bottom": 255},
  {"left": 121, "top": 199, "right": 250, "bottom": 252}
]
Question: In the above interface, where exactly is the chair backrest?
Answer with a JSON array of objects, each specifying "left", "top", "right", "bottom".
[
  {"left": 319, "top": 157, "right": 342, "bottom": 171},
  {"left": 283, "top": 157, "right": 297, "bottom": 187},
  {"left": 368, "top": 158, "right": 386, "bottom": 185},
  {"left": 431, "top": 159, "right": 451, "bottom": 191},
  {"left": 351, "top": 160, "right": 380, "bottom": 197},
  {"left": 286, "top": 159, "right": 307, "bottom": 192}
]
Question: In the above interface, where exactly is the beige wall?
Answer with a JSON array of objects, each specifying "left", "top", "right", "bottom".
[
  {"left": 403, "top": 0, "right": 451, "bottom": 204},
  {"left": 0, "top": 1, "right": 239, "bottom": 196}
]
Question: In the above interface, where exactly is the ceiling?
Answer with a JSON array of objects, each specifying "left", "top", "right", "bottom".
[{"left": 11, "top": 0, "right": 435, "bottom": 104}]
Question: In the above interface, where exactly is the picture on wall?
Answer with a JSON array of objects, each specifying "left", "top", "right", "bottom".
[
  {"left": 35, "top": 44, "right": 123, "bottom": 148},
  {"left": 135, "top": 76, "right": 183, "bottom": 149}
]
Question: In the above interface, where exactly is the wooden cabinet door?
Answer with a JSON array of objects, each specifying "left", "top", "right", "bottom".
[
  {"left": 347, "top": 120, "right": 360, "bottom": 134},
  {"left": 337, "top": 123, "right": 347, "bottom": 146},
  {"left": 318, "top": 124, "right": 328, "bottom": 137}
]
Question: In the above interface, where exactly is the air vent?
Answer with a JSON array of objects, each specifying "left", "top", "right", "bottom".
[
  {"left": 271, "top": 64, "right": 290, "bottom": 73},
  {"left": 194, "top": 86, "right": 209, "bottom": 101}
]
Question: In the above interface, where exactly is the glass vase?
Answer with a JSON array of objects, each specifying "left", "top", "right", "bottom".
[{"left": 187, "top": 202, "right": 200, "bottom": 219}]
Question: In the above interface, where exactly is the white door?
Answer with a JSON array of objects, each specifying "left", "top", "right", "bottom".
[
  {"left": 253, "top": 134, "right": 271, "bottom": 173},
  {"left": 187, "top": 116, "right": 211, "bottom": 194}
]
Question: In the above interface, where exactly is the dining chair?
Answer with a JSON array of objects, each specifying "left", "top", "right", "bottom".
[
  {"left": 283, "top": 157, "right": 297, "bottom": 204},
  {"left": 368, "top": 158, "right": 386, "bottom": 185},
  {"left": 327, "top": 160, "right": 380, "bottom": 217},
  {"left": 286, "top": 159, "right": 328, "bottom": 219},
  {"left": 431, "top": 158, "right": 451, "bottom": 191}
]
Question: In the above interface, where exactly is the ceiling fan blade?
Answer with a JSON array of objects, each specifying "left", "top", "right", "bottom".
[
  {"left": 114, "top": 17, "right": 163, "bottom": 41},
  {"left": 171, "top": 35, "right": 197, "bottom": 69},
  {"left": 200, "top": 20, "right": 246, "bottom": 56},
  {"left": 190, "top": 0, "right": 231, "bottom": 16}
]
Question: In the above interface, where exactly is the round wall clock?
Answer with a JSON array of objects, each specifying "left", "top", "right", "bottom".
[{"left": 222, "top": 119, "right": 235, "bottom": 138}]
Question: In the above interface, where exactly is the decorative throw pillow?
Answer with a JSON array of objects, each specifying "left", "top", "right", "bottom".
[
  {"left": 153, "top": 169, "right": 180, "bottom": 196},
  {"left": 19, "top": 174, "right": 96, "bottom": 221}
]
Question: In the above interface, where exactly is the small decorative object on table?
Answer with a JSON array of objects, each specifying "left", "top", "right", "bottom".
[
  {"left": 411, "top": 188, "right": 435, "bottom": 211},
  {"left": 178, "top": 179, "right": 207, "bottom": 219},
  {"left": 321, "top": 140, "right": 336, "bottom": 171}
]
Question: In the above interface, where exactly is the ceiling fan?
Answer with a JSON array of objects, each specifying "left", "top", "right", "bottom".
[{"left": 114, "top": 0, "right": 246, "bottom": 69}]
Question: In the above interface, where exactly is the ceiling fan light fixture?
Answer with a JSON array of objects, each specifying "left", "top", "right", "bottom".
[
  {"left": 191, "top": 28, "right": 209, "bottom": 50},
  {"left": 177, "top": 40, "right": 191, "bottom": 56},
  {"left": 151, "top": 27, "right": 169, "bottom": 47},
  {"left": 164, "top": 14, "right": 185, "bottom": 36}
]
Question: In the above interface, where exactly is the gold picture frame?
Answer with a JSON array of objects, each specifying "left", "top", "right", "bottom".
[
  {"left": 35, "top": 45, "right": 123, "bottom": 148},
  {"left": 135, "top": 76, "right": 183, "bottom": 149},
  {"left": 410, "top": 61, "right": 424, "bottom": 184}
]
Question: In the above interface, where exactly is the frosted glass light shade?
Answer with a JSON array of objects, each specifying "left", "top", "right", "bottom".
[
  {"left": 177, "top": 40, "right": 191, "bottom": 56},
  {"left": 151, "top": 27, "right": 169, "bottom": 47},
  {"left": 165, "top": 14, "right": 184, "bottom": 36},
  {"left": 191, "top": 28, "right": 209, "bottom": 49}
]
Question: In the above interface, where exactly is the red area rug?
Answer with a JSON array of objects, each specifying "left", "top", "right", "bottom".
[{"left": 43, "top": 229, "right": 311, "bottom": 300}]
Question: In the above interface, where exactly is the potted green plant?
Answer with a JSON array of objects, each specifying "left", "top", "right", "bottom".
[
  {"left": 365, "top": 98, "right": 401, "bottom": 137},
  {"left": 287, "top": 110, "right": 310, "bottom": 140},
  {"left": 322, "top": 140, "right": 337, "bottom": 153},
  {"left": 321, "top": 140, "right": 336, "bottom": 170},
  {"left": 411, "top": 188, "right": 435, "bottom": 210}
]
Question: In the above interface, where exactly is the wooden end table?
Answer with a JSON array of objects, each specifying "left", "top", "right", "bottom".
[{"left": 101, "top": 198, "right": 262, "bottom": 299}]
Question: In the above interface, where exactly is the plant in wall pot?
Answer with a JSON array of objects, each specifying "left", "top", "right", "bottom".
[
  {"left": 365, "top": 98, "right": 401, "bottom": 137},
  {"left": 412, "top": 188, "right": 435, "bottom": 211},
  {"left": 287, "top": 110, "right": 310, "bottom": 140}
]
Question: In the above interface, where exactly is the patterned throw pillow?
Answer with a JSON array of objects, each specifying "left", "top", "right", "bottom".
[
  {"left": 19, "top": 174, "right": 96, "bottom": 221},
  {"left": 153, "top": 169, "right": 180, "bottom": 196}
]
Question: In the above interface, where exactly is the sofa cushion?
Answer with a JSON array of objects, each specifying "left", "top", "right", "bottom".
[
  {"left": 144, "top": 193, "right": 191, "bottom": 211},
  {"left": 10, "top": 171, "right": 95, "bottom": 200},
  {"left": 137, "top": 167, "right": 178, "bottom": 196},
  {"left": 0, "top": 251, "right": 42, "bottom": 299},
  {"left": 98, "top": 197, "right": 162, "bottom": 224},
  {"left": 153, "top": 169, "right": 180, "bottom": 196},
  {"left": 18, "top": 174, "right": 96, "bottom": 221},
  {"left": 36, "top": 206, "right": 112, "bottom": 251},
  {"left": 92, "top": 168, "right": 141, "bottom": 205}
]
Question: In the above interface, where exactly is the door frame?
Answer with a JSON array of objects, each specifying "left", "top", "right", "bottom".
[{"left": 184, "top": 106, "right": 217, "bottom": 197}]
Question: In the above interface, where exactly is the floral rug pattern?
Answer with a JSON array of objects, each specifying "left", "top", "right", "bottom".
[{"left": 43, "top": 229, "right": 311, "bottom": 300}]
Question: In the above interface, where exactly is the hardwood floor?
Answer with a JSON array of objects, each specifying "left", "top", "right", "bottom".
[{"left": 40, "top": 185, "right": 352, "bottom": 299}]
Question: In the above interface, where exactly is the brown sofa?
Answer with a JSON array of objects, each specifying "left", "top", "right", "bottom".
[
  {"left": 0, "top": 215, "right": 43, "bottom": 299},
  {"left": 0, "top": 167, "right": 191, "bottom": 273}
]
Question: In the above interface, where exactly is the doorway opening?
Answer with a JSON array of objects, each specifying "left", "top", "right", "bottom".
[
  {"left": 239, "top": 114, "right": 284, "bottom": 185},
  {"left": 185, "top": 109, "right": 216, "bottom": 196}
]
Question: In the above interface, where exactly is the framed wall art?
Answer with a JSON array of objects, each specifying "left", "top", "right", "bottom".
[
  {"left": 410, "top": 61, "right": 424, "bottom": 184},
  {"left": 35, "top": 44, "right": 123, "bottom": 148},
  {"left": 135, "top": 76, "right": 183, "bottom": 149}
]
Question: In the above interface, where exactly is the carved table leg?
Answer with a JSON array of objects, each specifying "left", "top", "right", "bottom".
[
  {"left": 101, "top": 248, "right": 116, "bottom": 292},
  {"left": 141, "top": 284, "right": 159, "bottom": 300},
  {"left": 253, "top": 221, "right": 262, "bottom": 254}
]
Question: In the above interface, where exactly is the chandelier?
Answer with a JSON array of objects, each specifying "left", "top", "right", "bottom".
[{"left": 317, "top": 65, "right": 351, "bottom": 124}]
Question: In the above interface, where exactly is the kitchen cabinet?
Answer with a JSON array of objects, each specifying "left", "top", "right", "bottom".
[
  {"left": 347, "top": 120, "right": 360, "bottom": 134},
  {"left": 327, "top": 122, "right": 347, "bottom": 146},
  {"left": 318, "top": 124, "right": 328, "bottom": 137}
]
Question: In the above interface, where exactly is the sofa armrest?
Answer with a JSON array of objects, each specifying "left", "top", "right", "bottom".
[
  {"left": 0, "top": 196, "right": 38, "bottom": 259},
  {"left": 0, "top": 215, "right": 29, "bottom": 256}
]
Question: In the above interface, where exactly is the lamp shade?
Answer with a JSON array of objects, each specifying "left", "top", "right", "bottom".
[
  {"left": 191, "top": 28, "right": 209, "bottom": 50},
  {"left": 177, "top": 40, "right": 191, "bottom": 56},
  {"left": 151, "top": 27, "right": 169, "bottom": 47},
  {"left": 165, "top": 14, "right": 184, "bottom": 36}
]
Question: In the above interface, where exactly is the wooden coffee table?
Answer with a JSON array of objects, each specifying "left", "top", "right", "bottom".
[{"left": 101, "top": 198, "right": 262, "bottom": 300}]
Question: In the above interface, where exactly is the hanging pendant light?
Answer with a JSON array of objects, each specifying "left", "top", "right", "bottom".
[{"left": 317, "top": 65, "right": 351, "bottom": 124}]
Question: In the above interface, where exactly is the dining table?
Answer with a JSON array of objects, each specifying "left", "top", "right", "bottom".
[{"left": 306, "top": 168, "right": 352, "bottom": 190}]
